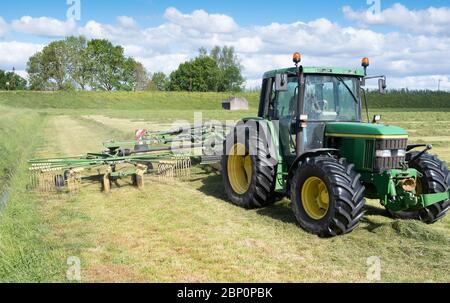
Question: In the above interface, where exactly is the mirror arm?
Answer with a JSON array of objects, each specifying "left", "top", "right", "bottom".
[{"left": 364, "top": 75, "right": 386, "bottom": 81}]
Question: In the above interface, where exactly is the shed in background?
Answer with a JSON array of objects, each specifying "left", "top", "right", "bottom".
[{"left": 222, "top": 96, "right": 249, "bottom": 111}]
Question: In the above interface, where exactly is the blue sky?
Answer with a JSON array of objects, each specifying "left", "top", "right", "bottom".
[
  {"left": 1, "top": 0, "right": 449, "bottom": 27},
  {"left": 0, "top": 0, "right": 449, "bottom": 90}
]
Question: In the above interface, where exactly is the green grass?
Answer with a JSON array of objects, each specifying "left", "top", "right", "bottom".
[
  {"left": 0, "top": 91, "right": 260, "bottom": 110},
  {"left": 0, "top": 92, "right": 449, "bottom": 282},
  {"left": 367, "top": 91, "right": 450, "bottom": 108},
  {"left": 0, "top": 90, "right": 449, "bottom": 111},
  {"left": 0, "top": 108, "right": 64, "bottom": 282}
]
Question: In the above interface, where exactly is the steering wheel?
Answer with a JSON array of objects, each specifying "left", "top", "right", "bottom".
[{"left": 312, "top": 99, "right": 328, "bottom": 113}]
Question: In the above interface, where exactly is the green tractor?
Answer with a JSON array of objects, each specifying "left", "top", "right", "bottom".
[{"left": 222, "top": 53, "right": 450, "bottom": 237}]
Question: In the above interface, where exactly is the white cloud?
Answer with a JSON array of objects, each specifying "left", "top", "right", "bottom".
[
  {"left": 2, "top": 5, "right": 450, "bottom": 90},
  {"left": 135, "top": 53, "right": 190, "bottom": 76},
  {"left": 244, "top": 78, "right": 262, "bottom": 89},
  {"left": 163, "top": 7, "right": 238, "bottom": 33},
  {"left": 0, "top": 17, "right": 8, "bottom": 37},
  {"left": 11, "top": 16, "right": 77, "bottom": 37},
  {"left": 343, "top": 3, "right": 450, "bottom": 35},
  {"left": 79, "top": 20, "right": 108, "bottom": 39},
  {"left": 0, "top": 41, "right": 43, "bottom": 70},
  {"left": 79, "top": 19, "right": 143, "bottom": 43},
  {"left": 117, "top": 16, "right": 138, "bottom": 29}
]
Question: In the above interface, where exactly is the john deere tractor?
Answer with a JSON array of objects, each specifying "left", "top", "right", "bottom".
[{"left": 222, "top": 53, "right": 450, "bottom": 237}]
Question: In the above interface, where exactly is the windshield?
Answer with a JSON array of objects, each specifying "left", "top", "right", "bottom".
[
  {"left": 304, "top": 75, "right": 361, "bottom": 121},
  {"left": 272, "top": 74, "right": 361, "bottom": 122}
]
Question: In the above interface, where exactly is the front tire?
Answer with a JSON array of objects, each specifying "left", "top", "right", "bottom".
[
  {"left": 388, "top": 153, "right": 450, "bottom": 224},
  {"left": 291, "top": 156, "right": 366, "bottom": 237}
]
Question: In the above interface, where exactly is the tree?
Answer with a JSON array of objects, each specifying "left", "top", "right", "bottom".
[
  {"left": 147, "top": 72, "right": 168, "bottom": 91},
  {"left": 65, "top": 36, "right": 90, "bottom": 90},
  {"left": 86, "top": 39, "right": 126, "bottom": 91},
  {"left": 45, "top": 40, "right": 72, "bottom": 90},
  {"left": 210, "top": 46, "right": 244, "bottom": 92},
  {"left": 132, "top": 61, "right": 150, "bottom": 91},
  {"left": 27, "top": 52, "right": 48, "bottom": 90},
  {"left": 198, "top": 47, "right": 208, "bottom": 57},
  {"left": 0, "top": 69, "right": 27, "bottom": 90},
  {"left": 167, "top": 47, "right": 244, "bottom": 92},
  {"left": 27, "top": 39, "right": 74, "bottom": 90},
  {"left": 169, "top": 56, "right": 220, "bottom": 92},
  {"left": 25, "top": 36, "right": 148, "bottom": 91}
]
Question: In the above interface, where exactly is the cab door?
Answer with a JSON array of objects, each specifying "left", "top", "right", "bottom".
[{"left": 267, "top": 77, "right": 299, "bottom": 162}]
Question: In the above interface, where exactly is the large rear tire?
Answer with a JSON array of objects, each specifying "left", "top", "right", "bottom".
[
  {"left": 388, "top": 153, "right": 450, "bottom": 224},
  {"left": 222, "top": 122, "right": 278, "bottom": 209},
  {"left": 291, "top": 156, "right": 366, "bottom": 237}
]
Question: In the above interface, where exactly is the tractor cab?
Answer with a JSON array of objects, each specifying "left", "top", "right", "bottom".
[{"left": 259, "top": 67, "right": 365, "bottom": 161}]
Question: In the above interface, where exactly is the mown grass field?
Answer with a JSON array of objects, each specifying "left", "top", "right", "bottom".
[{"left": 0, "top": 91, "right": 449, "bottom": 282}]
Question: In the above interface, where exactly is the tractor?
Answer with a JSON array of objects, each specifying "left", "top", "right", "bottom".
[{"left": 222, "top": 53, "right": 450, "bottom": 237}]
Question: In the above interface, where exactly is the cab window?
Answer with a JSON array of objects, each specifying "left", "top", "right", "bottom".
[{"left": 271, "top": 77, "right": 298, "bottom": 120}]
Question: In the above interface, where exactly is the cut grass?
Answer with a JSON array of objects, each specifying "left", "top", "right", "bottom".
[
  {"left": 0, "top": 92, "right": 449, "bottom": 282},
  {"left": 23, "top": 110, "right": 450, "bottom": 282}
]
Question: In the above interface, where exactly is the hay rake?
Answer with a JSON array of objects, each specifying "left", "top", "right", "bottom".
[{"left": 28, "top": 124, "right": 227, "bottom": 193}]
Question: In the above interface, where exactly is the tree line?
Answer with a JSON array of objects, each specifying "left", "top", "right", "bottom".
[
  {"left": 26, "top": 36, "right": 148, "bottom": 91},
  {"left": 0, "top": 69, "right": 27, "bottom": 90},
  {"left": 0, "top": 36, "right": 245, "bottom": 92}
]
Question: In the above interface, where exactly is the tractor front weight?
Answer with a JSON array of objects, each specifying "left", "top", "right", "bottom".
[{"left": 368, "top": 169, "right": 450, "bottom": 212}]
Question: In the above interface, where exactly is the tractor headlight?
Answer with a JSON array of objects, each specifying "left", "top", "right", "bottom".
[
  {"left": 376, "top": 149, "right": 407, "bottom": 158},
  {"left": 397, "top": 149, "right": 407, "bottom": 157},
  {"left": 376, "top": 150, "right": 392, "bottom": 158}
]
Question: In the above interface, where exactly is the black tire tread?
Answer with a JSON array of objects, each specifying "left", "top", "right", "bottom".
[
  {"left": 222, "top": 124, "right": 278, "bottom": 209},
  {"left": 291, "top": 156, "right": 366, "bottom": 237}
]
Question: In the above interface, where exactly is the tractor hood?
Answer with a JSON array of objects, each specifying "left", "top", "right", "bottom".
[{"left": 325, "top": 122, "right": 408, "bottom": 139}]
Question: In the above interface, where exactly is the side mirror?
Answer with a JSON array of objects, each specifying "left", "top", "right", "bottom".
[
  {"left": 378, "top": 78, "right": 387, "bottom": 94},
  {"left": 275, "top": 73, "right": 288, "bottom": 91}
]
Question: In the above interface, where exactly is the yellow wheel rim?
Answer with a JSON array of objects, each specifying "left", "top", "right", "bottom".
[
  {"left": 301, "top": 177, "right": 330, "bottom": 220},
  {"left": 227, "top": 143, "right": 253, "bottom": 195}
]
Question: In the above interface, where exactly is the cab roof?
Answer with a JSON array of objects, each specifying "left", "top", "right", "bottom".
[{"left": 263, "top": 66, "right": 365, "bottom": 79}]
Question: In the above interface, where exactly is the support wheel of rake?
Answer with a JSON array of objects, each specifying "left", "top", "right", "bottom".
[
  {"left": 388, "top": 153, "right": 450, "bottom": 224},
  {"left": 291, "top": 156, "right": 366, "bottom": 237},
  {"left": 138, "top": 162, "right": 153, "bottom": 173},
  {"left": 54, "top": 174, "right": 66, "bottom": 190},
  {"left": 222, "top": 122, "right": 278, "bottom": 209}
]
